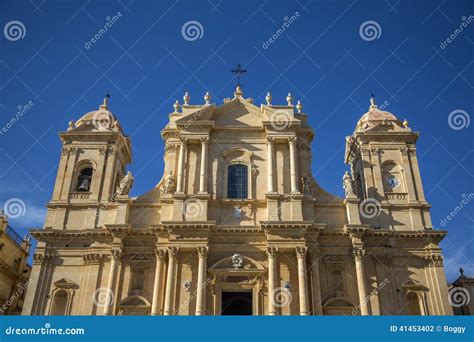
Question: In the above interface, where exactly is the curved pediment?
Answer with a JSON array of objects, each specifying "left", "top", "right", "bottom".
[{"left": 210, "top": 254, "right": 264, "bottom": 271}]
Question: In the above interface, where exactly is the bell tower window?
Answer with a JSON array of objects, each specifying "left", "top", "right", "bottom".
[
  {"left": 227, "top": 164, "right": 248, "bottom": 199},
  {"left": 76, "top": 167, "right": 93, "bottom": 192}
]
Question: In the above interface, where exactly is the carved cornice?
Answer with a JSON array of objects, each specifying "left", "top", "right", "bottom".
[{"left": 424, "top": 254, "right": 443, "bottom": 267}]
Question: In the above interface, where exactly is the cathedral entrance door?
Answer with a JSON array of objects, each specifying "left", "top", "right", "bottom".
[{"left": 221, "top": 291, "right": 253, "bottom": 315}]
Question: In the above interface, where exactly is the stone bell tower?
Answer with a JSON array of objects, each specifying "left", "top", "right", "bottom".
[
  {"left": 344, "top": 96, "right": 432, "bottom": 230},
  {"left": 44, "top": 96, "right": 132, "bottom": 230}
]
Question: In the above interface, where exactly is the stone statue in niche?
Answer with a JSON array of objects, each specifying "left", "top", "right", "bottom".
[
  {"left": 115, "top": 171, "right": 134, "bottom": 196},
  {"left": 160, "top": 171, "right": 176, "bottom": 195},
  {"left": 342, "top": 171, "right": 356, "bottom": 198},
  {"left": 301, "top": 173, "right": 310, "bottom": 194}
]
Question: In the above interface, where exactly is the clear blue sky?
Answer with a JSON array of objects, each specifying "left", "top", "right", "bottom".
[{"left": 0, "top": 0, "right": 472, "bottom": 281}]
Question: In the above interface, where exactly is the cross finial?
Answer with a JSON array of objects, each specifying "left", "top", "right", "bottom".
[{"left": 231, "top": 64, "right": 247, "bottom": 86}]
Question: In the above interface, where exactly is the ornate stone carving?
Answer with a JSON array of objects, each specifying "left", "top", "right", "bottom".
[
  {"left": 424, "top": 254, "right": 443, "bottom": 267},
  {"left": 197, "top": 246, "right": 208, "bottom": 257},
  {"left": 353, "top": 248, "right": 366, "bottom": 260},
  {"left": 99, "top": 147, "right": 107, "bottom": 155},
  {"left": 128, "top": 254, "right": 152, "bottom": 266},
  {"left": 343, "top": 171, "right": 357, "bottom": 198},
  {"left": 83, "top": 253, "right": 102, "bottom": 265},
  {"left": 108, "top": 145, "right": 117, "bottom": 155},
  {"left": 33, "top": 253, "right": 44, "bottom": 265},
  {"left": 111, "top": 249, "right": 122, "bottom": 260},
  {"left": 115, "top": 171, "right": 134, "bottom": 196},
  {"left": 155, "top": 248, "right": 167, "bottom": 260},
  {"left": 168, "top": 247, "right": 179, "bottom": 258},
  {"left": 231, "top": 253, "right": 243, "bottom": 269},
  {"left": 266, "top": 246, "right": 278, "bottom": 258},
  {"left": 296, "top": 246, "right": 308, "bottom": 259},
  {"left": 61, "top": 147, "right": 76, "bottom": 155},
  {"left": 160, "top": 171, "right": 176, "bottom": 195},
  {"left": 165, "top": 144, "right": 179, "bottom": 153}
]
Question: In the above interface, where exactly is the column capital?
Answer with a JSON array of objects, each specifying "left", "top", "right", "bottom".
[
  {"left": 154, "top": 247, "right": 167, "bottom": 260},
  {"left": 197, "top": 246, "right": 209, "bottom": 257},
  {"left": 111, "top": 248, "right": 122, "bottom": 260},
  {"left": 424, "top": 254, "right": 443, "bottom": 267},
  {"left": 266, "top": 136, "right": 275, "bottom": 144},
  {"left": 266, "top": 246, "right": 279, "bottom": 258},
  {"left": 168, "top": 246, "right": 179, "bottom": 258},
  {"left": 288, "top": 136, "right": 297, "bottom": 144},
  {"left": 179, "top": 137, "right": 188, "bottom": 145},
  {"left": 353, "top": 247, "right": 366, "bottom": 261},
  {"left": 296, "top": 246, "right": 308, "bottom": 259},
  {"left": 200, "top": 137, "right": 209, "bottom": 145}
]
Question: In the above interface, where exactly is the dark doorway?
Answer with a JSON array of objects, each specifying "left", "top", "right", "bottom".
[{"left": 221, "top": 291, "right": 253, "bottom": 315}]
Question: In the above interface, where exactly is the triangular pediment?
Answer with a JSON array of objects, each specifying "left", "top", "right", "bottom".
[{"left": 53, "top": 278, "right": 78, "bottom": 289}]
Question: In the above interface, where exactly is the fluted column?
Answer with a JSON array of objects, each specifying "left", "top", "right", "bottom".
[
  {"left": 310, "top": 249, "right": 323, "bottom": 315},
  {"left": 151, "top": 248, "right": 167, "bottom": 315},
  {"left": 199, "top": 138, "right": 209, "bottom": 194},
  {"left": 288, "top": 137, "right": 298, "bottom": 193},
  {"left": 103, "top": 249, "right": 121, "bottom": 315},
  {"left": 296, "top": 247, "right": 309, "bottom": 315},
  {"left": 196, "top": 246, "right": 208, "bottom": 315},
  {"left": 266, "top": 137, "right": 275, "bottom": 193},
  {"left": 163, "top": 247, "right": 178, "bottom": 315},
  {"left": 176, "top": 138, "right": 187, "bottom": 193},
  {"left": 354, "top": 248, "right": 370, "bottom": 315},
  {"left": 266, "top": 247, "right": 278, "bottom": 315}
]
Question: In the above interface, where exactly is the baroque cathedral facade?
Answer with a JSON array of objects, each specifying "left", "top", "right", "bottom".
[{"left": 22, "top": 86, "right": 453, "bottom": 316}]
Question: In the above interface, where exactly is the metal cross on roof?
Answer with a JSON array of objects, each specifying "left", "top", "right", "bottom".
[{"left": 231, "top": 64, "right": 247, "bottom": 86}]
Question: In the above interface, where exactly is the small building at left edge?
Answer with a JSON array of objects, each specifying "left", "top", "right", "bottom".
[{"left": 0, "top": 211, "right": 31, "bottom": 315}]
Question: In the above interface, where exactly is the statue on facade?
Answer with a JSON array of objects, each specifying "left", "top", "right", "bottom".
[
  {"left": 301, "top": 173, "right": 310, "bottom": 194},
  {"left": 160, "top": 171, "right": 176, "bottom": 195},
  {"left": 342, "top": 171, "right": 356, "bottom": 198},
  {"left": 115, "top": 171, "right": 134, "bottom": 196}
]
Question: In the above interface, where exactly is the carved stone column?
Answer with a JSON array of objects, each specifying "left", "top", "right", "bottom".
[
  {"left": 310, "top": 249, "right": 323, "bottom": 315},
  {"left": 199, "top": 137, "right": 209, "bottom": 194},
  {"left": 353, "top": 248, "right": 370, "bottom": 315},
  {"left": 288, "top": 137, "right": 299, "bottom": 193},
  {"left": 196, "top": 246, "right": 208, "bottom": 315},
  {"left": 151, "top": 248, "right": 167, "bottom": 315},
  {"left": 176, "top": 138, "right": 187, "bottom": 193},
  {"left": 266, "top": 137, "right": 275, "bottom": 193},
  {"left": 296, "top": 246, "right": 309, "bottom": 315},
  {"left": 103, "top": 248, "right": 121, "bottom": 315},
  {"left": 266, "top": 247, "right": 278, "bottom": 315},
  {"left": 163, "top": 247, "right": 178, "bottom": 315}
]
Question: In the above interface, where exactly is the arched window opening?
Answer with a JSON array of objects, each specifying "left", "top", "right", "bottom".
[
  {"left": 50, "top": 290, "right": 69, "bottom": 315},
  {"left": 227, "top": 164, "right": 248, "bottom": 199},
  {"left": 407, "top": 292, "right": 422, "bottom": 315},
  {"left": 76, "top": 167, "right": 93, "bottom": 192}
]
